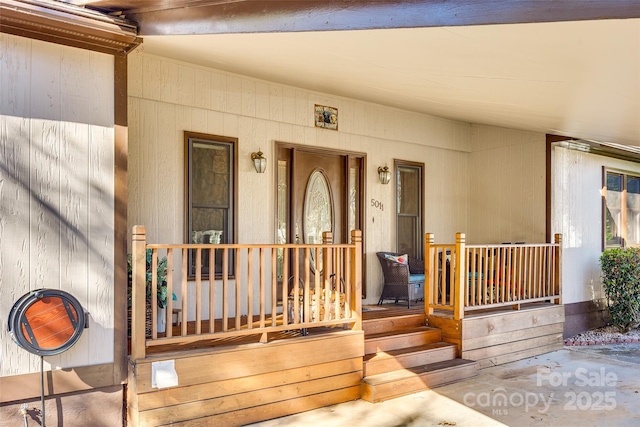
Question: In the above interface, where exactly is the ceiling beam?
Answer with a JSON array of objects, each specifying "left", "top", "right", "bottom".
[{"left": 113, "top": 0, "right": 640, "bottom": 36}]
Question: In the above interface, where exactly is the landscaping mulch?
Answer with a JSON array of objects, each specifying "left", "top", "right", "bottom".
[{"left": 564, "top": 325, "right": 640, "bottom": 346}]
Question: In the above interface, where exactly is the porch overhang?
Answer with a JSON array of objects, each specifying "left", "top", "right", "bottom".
[
  {"left": 79, "top": 0, "right": 640, "bottom": 36},
  {"left": 0, "top": 0, "right": 141, "bottom": 55}
]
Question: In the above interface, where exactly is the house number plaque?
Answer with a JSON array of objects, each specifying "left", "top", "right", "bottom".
[{"left": 371, "top": 199, "right": 384, "bottom": 211}]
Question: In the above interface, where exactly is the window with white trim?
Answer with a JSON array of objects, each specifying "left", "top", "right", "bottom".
[{"left": 604, "top": 169, "right": 640, "bottom": 248}]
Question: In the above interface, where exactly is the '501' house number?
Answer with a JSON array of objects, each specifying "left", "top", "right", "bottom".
[{"left": 371, "top": 199, "right": 384, "bottom": 211}]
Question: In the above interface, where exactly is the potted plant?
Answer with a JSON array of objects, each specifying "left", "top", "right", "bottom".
[{"left": 127, "top": 250, "right": 172, "bottom": 335}]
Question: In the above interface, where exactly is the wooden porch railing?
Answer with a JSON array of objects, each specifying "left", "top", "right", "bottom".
[
  {"left": 424, "top": 233, "right": 562, "bottom": 320},
  {"left": 130, "top": 226, "right": 362, "bottom": 360}
]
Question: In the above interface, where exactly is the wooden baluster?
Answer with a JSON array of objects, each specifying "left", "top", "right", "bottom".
[
  {"left": 527, "top": 246, "right": 533, "bottom": 300},
  {"left": 424, "top": 233, "right": 434, "bottom": 315},
  {"left": 516, "top": 246, "right": 523, "bottom": 303},
  {"left": 322, "top": 232, "right": 332, "bottom": 322},
  {"left": 303, "top": 247, "right": 311, "bottom": 323},
  {"left": 259, "top": 247, "right": 266, "bottom": 329},
  {"left": 314, "top": 246, "right": 322, "bottom": 321},
  {"left": 166, "top": 248, "right": 174, "bottom": 338},
  {"left": 508, "top": 246, "right": 513, "bottom": 302},
  {"left": 208, "top": 248, "right": 214, "bottom": 333},
  {"left": 500, "top": 246, "right": 506, "bottom": 303},
  {"left": 454, "top": 233, "right": 465, "bottom": 320},
  {"left": 482, "top": 248, "right": 489, "bottom": 305},
  {"left": 282, "top": 247, "right": 289, "bottom": 326},
  {"left": 543, "top": 245, "right": 549, "bottom": 298},
  {"left": 151, "top": 249, "right": 158, "bottom": 339},
  {"left": 469, "top": 247, "right": 476, "bottom": 306},
  {"left": 489, "top": 246, "right": 495, "bottom": 304},
  {"left": 196, "top": 247, "right": 202, "bottom": 335},
  {"left": 271, "top": 248, "right": 278, "bottom": 327},
  {"left": 181, "top": 248, "right": 188, "bottom": 336},
  {"left": 532, "top": 246, "right": 540, "bottom": 298},
  {"left": 350, "top": 230, "right": 362, "bottom": 331},
  {"left": 222, "top": 248, "right": 229, "bottom": 331},
  {"left": 247, "top": 247, "right": 253, "bottom": 329},
  {"left": 235, "top": 248, "right": 242, "bottom": 330},
  {"left": 344, "top": 246, "right": 352, "bottom": 319},
  {"left": 554, "top": 234, "right": 563, "bottom": 304},
  {"left": 293, "top": 247, "right": 300, "bottom": 324},
  {"left": 335, "top": 247, "right": 343, "bottom": 320},
  {"left": 440, "top": 247, "right": 445, "bottom": 307}
]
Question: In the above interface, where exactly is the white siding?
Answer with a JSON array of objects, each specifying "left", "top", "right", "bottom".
[
  {"left": 0, "top": 34, "right": 114, "bottom": 376},
  {"left": 127, "top": 51, "right": 471, "bottom": 305},
  {"left": 552, "top": 146, "right": 640, "bottom": 304}
]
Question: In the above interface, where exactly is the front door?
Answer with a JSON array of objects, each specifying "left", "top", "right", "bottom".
[
  {"left": 293, "top": 150, "right": 345, "bottom": 246},
  {"left": 276, "top": 143, "right": 364, "bottom": 296}
]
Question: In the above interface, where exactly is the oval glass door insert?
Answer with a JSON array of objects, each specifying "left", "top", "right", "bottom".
[{"left": 303, "top": 169, "right": 333, "bottom": 271}]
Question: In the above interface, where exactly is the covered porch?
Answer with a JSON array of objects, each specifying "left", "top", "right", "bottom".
[{"left": 126, "top": 228, "right": 563, "bottom": 425}]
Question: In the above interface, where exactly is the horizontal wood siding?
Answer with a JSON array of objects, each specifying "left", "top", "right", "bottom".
[
  {"left": 460, "top": 305, "right": 564, "bottom": 368},
  {"left": 161, "top": 388, "right": 361, "bottom": 427},
  {"left": 129, "top": 331, "right": 363, "bottom": 426}
]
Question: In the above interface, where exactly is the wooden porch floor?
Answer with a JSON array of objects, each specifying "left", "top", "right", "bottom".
[{"left": 132, "top": 303, "right": 426, "bottom": 356}]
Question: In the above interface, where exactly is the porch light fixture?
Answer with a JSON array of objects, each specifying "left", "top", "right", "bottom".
[
  {"left": 378, "top": 165, "right": 391, "bottom": 185},
  {"left": 251, "top": 149, "right": 266, "bottom": 173}
]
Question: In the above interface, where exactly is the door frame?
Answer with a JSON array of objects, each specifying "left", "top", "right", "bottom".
[{"left": 275, "top": 141, "right": 367, "bottom": 297}]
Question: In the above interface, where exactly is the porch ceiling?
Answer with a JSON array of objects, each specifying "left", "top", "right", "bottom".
[{"left": 79, "top": 0, "right": 640, "bottom": 146}]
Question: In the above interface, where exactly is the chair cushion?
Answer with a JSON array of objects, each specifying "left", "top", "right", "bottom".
[
  {"left": 385, "top": 253, "right": 409, "bottom": 265},
  {"left": 409, "top": 274, "right": 425, "bottom": 283}
]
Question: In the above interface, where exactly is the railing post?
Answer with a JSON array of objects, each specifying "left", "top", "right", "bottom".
[
  {"left": 350, "top": 230, "right": 362, "bottom": 331},
  {"left": 131, "top": 225, "right": 147, "bottom": 360},
  {"left": 425, "top": 233, "right": 434, "bottom": 316},
  {"left": 454, "top": 233, "right": 466, "bottom": 320},
  {"left": 554, "top": 233, "right": 563, "bottom": 305}
]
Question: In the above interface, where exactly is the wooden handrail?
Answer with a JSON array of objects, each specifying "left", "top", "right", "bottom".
[
  {"left": 130, "top": 227, "right": 363, "bottom": 360},
  {"left": 425, "top": 233, "right": 563, "bottom": 320}
]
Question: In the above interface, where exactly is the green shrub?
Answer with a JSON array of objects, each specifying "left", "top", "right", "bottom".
[{"left": 600, "top": 248, "right": 640, "bottom": 331}]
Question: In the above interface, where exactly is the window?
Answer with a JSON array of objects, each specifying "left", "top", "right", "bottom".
[
  {"left": 395, "top": 160, "right": 424, "bottom": 259},
  {"left": 185, "top": 132, "right": 237, "bottom": 277},
  {"left": 604, "top": 169, "right": 640, "bottom": 248}
]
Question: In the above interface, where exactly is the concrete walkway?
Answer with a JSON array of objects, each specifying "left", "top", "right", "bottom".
[{"left": 247, "top": 344, "right": 640, "bottom": 427}]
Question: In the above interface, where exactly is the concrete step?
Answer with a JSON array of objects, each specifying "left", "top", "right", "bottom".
[
  {"left": 363, "top": 342, "right": 457, "bottom": 376},
  {"left": 364, "top": 327, "right": 442, "bottom": 354},
  {"left": 361, "top": 359, "right": 478, "bottom": 403},
  {"left": 363, "top": 313, "right": 426, "bottom": 335}
]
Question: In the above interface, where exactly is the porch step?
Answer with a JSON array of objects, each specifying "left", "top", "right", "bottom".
[
  {"left": 364, "top": 327, "right": 442, "bottom": 354},
  {"left": 361, "top": 358, "right": 478, "bottom": 403},
  {"left": 362, "top": 313, "right": 426, "bottom": 335},
  {"left": 363, "top": 342, "right": 457, "bottom": 377}
]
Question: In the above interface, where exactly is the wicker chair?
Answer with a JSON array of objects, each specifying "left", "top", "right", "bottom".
[{"left": 376, "top": 252, "right": 425, "bottom": 308}]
